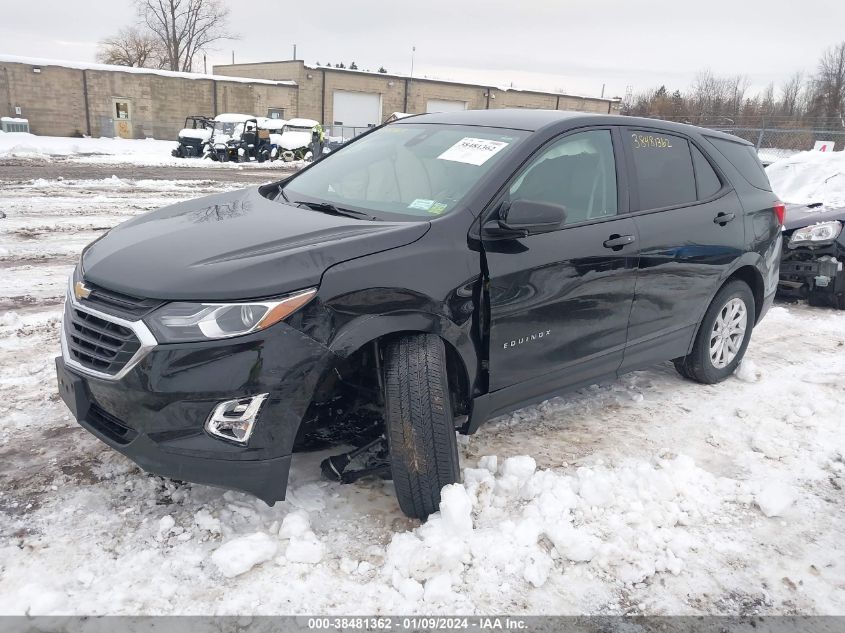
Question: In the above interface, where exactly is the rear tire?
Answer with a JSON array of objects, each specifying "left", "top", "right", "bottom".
[
  {"left": 383, "top": 334, "right": 460, "bottom": 520},
  {"left": 674, "top": 280, "right": 755, "bottom": 384}
]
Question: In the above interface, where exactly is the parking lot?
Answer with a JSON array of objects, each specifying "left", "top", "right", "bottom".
[{"left": 0, "top": 158, "right": 844, "bottom": 615}]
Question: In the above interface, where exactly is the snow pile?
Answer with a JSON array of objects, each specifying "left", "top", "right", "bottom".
[
  {"left": 0, "top": 132, "right": 175, "bottom": 160},
  {"left": 755, "top": 483, "right": 795, "bottom": 518},
  {"left": 383, "top": 454, "right": 735, "bottom": 603},
  {"left": 766, "top": 150, "right": 845, "bottom": 207},
  {"left": 0, "top": 132, "right": 300, "bottom": 169},
  {"left": 211, "top": 532, "right": 279, "bottom": 578}
]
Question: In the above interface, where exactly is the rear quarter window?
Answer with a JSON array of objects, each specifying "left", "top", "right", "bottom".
[
  {"left": 691, "top": 145, "right": 722, "bottom": 199},
  {"left": 705, "top": 136, "right": 772, "bottom": 191}
]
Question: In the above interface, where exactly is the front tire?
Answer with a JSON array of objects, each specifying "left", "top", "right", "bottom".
[
  {"left": 383, "top": 334, "right": 460, "bottom": 520},
  {"left": 674, "top": 280, "right": 755, "bottom": 384}
]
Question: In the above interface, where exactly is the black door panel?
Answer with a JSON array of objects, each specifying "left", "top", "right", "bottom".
[
  {"left": 619, "top": 127, "right": 746, "bottom": 371},
  {"left": 484, "top": 127, "right": 637, "bottom": 392},
  {"left": 485, "top": 218, "right": 639, "bottom": 390},
  {"left": 624, "top": 194, "right": 746, "bottom": 346}
]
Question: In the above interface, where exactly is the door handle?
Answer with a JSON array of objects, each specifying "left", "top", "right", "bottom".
[
  {"left": 713, "top": 212, "right": 736, "bottom": 225},
  {"left": 603, "top": 234, "right": 636, "bottom": 250}
]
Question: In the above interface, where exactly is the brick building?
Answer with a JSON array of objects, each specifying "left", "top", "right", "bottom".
[
  {"left": 0, "top": 54, "right": 620, "bottom": 139},
  {"left": 213, "top": 60, "right": 620, "bottom": 137},
  {"left": 0, "top": 55, "right": 297, "bottom": 139}
]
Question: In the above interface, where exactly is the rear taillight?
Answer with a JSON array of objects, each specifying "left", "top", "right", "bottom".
[{"left": 773, "top": 202, "right": 786, "bottom": 226}]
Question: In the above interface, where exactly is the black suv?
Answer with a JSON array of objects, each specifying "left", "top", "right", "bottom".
[{"left": 56, "top": 110, "right": 782, "bottom": 519}]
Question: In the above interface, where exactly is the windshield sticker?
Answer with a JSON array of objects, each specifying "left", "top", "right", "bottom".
[
  {"left": 437, "top": 137, "right": 509, "bottom": 166},
  {"left": 408, "top": 198, "right": 435, "bottom": 211},
  {"left": 428, "top": 202, "right": 449, "bottom": 215}
]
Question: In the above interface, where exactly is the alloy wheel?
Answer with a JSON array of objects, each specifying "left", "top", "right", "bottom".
[{"left": 709, "top": 297, "right": 747, "bottom": 369}]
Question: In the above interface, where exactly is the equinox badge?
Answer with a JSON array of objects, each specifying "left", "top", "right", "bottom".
[{"left": 503, "top": 329, "right": 551, "bottom": 349}]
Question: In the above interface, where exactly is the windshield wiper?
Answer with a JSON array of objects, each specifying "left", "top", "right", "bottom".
[{"left": 293, "top": 200, "right": 377, "bottom": 220}]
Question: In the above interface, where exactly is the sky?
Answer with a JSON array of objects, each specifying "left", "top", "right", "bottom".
[{"left": 2, "top": 0, "right": 843, "bottom": 100}]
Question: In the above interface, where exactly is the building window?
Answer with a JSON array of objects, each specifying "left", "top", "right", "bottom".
[
  {"left": 267, "top": 108, "right": 285, "bottom": 119},
  {"left": 114, "top": 101, "right": 130, "bottom": 120}
]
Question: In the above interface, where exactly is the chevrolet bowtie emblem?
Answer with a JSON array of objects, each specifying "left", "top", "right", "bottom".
[{"left": 74, "top": 281, "right": 92, "bottom": 301}]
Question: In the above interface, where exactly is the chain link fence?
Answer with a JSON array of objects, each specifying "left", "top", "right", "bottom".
[{"left": 708, "top": 126, "right": 845, "bottom": 165}]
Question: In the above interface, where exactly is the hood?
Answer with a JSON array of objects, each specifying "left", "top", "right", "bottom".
[
  {"left": 178, "top": 128, "right": 212, "bottom": 142},
  {"left": 82, "top": 187, "right": 429, "bottom": 301},
  {"left": 783, "top": 203, "right": 845, "bottom": 231},
  {"left": 279, "top": 130, "right": 312, "bottom": 150}
]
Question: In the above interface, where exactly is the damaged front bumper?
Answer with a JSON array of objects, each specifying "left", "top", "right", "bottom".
[
  {"left": 778, "top": 242, "right": 845, "bottom": 307},
  {"left": 56, "top": 301, "right": 337, "bottom": 504}
]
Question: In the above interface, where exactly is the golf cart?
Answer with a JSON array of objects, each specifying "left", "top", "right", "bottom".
[
  {"left": 171, "top": 115, "right": 212, "bottom": 158},
  {"left": 278, "top": 118, "right": 322, "bottom": 161},
  {"left": 207, "top": 113, "right": 274, "bottom": 162},
  {"left": 257, "top": 117, "right": 287, "bottom": 161}
]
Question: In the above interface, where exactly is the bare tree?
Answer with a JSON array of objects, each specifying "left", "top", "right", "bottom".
[
  {"left": 813, "top": 41, "right": 845, "bottom": 125},
  {"left": 727, "top": 75, "right": 751, "bottom": 117},
  {"left": 778, "top": 71, "right": 804, "bottom": 118},
  {"left": 96, "top": 27, "right": 166, "bottom": 69},
  {"left": 136, "top": 0, "right": 236, "bottom": 72}
]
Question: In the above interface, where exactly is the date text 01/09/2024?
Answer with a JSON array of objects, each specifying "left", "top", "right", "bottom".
[{"left": 306, "top": 616, "right": 528, "bottom": 630}]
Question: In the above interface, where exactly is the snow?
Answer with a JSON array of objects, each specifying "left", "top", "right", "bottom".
[
  {"left": 0, "top": 132, "right": 302, "bottom": 169},
  {"left": 177, "top": 127, "right": 212, "bottom": 141},
  {"left": 278, "top": 509, "right": 310, "bottom": 538},
  {"left": 0, "top": 175, "right": 844, "bottom": 615},
  {"left": 766, "top": 150, "right": 845, "bottom": 207},
  {"left": 211, "top": 533, "right": 279, "bottom": 578},
  {"left": 284, "top": 532, "right": 326, "bottom": 564},
  {"left": 286, "top": 118, "right": 321, "bottom": 128},
  {"left": 755, "top": 483, "right": 796, "bottom": 518},
  {"left": 0, "top": 54, "right": 296, "bottom": 86},
  {"left": 214, "top": 113, "right": 255, "bottom": 123}
]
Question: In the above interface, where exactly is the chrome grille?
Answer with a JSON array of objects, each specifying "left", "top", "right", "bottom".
[
  {"left": 64, "top": 303, "right": 142, "bottom": 375},
  {"left": 78, "top": 282, "right": 164, "bottom": 320}
]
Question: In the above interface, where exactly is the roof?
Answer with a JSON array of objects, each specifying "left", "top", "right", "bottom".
[
  {"left": 214, "top": 113, "right": 254, "bottom": 123},
  {"left": 286, "top": 118, "right": 320, "bottom": 127},
  {"left": 397, "top": 110, "right": 755, "bottom": 141},
  {"left": 394, "top": 109, "right": 595, "bottom": 131},
  {"left": 0, "top": 54, "right": 297, "bottom": 87},
  {"left": 257, "top": 117, "right": 287, "bottom": 129},
  {"left": 306, "top": 64, "right": 619, "bottom": 103},
  {"left": 213, "top": 59, "right": 618, "bottom": 104}
]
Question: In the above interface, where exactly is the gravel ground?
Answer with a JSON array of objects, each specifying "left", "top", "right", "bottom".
[{"left": 0, "top": 158, "right": 295, "bottom": 184}]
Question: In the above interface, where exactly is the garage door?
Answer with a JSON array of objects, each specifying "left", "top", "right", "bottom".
[
  {"left": 426, "top": 99, "right": 468, "bottom": 113},
  {"left": 332, "top": 90, "right": 381, "bottom": 132}
]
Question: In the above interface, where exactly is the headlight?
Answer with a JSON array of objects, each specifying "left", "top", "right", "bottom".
[
  {"left": 789, "top": 221, "right": 843, "bottom": 247},
  {"left": 145, "top": 288, "right": 316, "bottom": 343}
]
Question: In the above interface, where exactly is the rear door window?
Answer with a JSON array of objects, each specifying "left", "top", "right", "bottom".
[
  {"left": 691, "top": 145, "right": 722, "bottom": 199},
  {"left": 705, "top": 136, "right": 772, "bottom": 191},
  {"left": 625, "top": 130, "right": 696, "bottom": 210}
]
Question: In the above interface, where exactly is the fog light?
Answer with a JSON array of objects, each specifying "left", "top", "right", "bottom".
[{"left": 205, "top": 394, "right": 268, "bottom": 445}]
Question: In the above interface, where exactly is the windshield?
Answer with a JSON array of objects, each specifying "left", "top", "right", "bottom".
[
  {"left": 213, "top": 121, "right": 244, "bottom": 136},
  {"left": 282, "top": 123, "right": 529, "bottom": 219},
  {"left": 286, "top": 126, "right": 313, "bottom": 133}
]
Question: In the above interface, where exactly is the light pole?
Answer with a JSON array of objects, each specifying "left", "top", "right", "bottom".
[{"left": 410, "top": 46, "right": 416, "bottom": 79}]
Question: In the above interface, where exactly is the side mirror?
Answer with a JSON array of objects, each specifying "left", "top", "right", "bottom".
[{"left": 498, "top": 199, "right": 565, "bottom": 235}]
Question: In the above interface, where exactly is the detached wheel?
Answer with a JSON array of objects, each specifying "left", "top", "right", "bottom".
[
  {"left": 383, "top": 334, "right": 460, "bottom": 520},
  {"left": 674, "top": 280, "right": 755, "bottom": 384}
]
